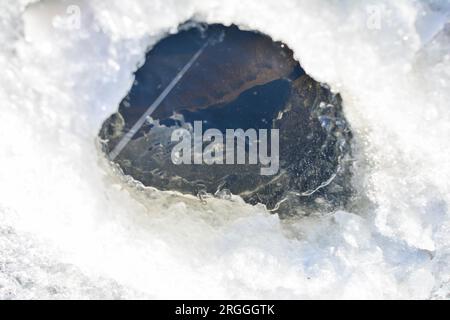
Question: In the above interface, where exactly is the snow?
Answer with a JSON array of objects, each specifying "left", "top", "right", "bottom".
[{"left": 0, "top": 0, "right": 449, "bottom": 299}]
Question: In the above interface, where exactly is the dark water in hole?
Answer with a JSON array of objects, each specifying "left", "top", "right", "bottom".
[
  {"left": 119, "top": 24, "right": 303, "bottom": 134},
  {"left": 180, "top": 79, "right": 291, "bottom": 132},
  {"left": 100, "top": 23, "right": 353, "bottom": 215}
]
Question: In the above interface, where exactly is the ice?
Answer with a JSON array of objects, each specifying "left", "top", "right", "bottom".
[{"left": 0, "top": 0, "right": 449, "bottom": 299}]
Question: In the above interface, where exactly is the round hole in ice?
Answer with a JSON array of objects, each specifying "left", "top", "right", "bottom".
[{"left": 99, "top": 22, "right": 353, "bottom": 215}]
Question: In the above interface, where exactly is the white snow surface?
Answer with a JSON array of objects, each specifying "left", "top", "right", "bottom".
[{"left": 0, "top": 0, "right": 449, "bottom": 299}]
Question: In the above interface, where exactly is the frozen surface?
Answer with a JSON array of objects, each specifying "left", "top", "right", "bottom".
[{"left": 0, "top": 0, "right": 449, "bottom": 299}]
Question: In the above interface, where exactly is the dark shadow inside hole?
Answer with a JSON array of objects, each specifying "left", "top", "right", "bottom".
[{"left": 99, "top": 22, "right": 353, "bottom": 216}]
